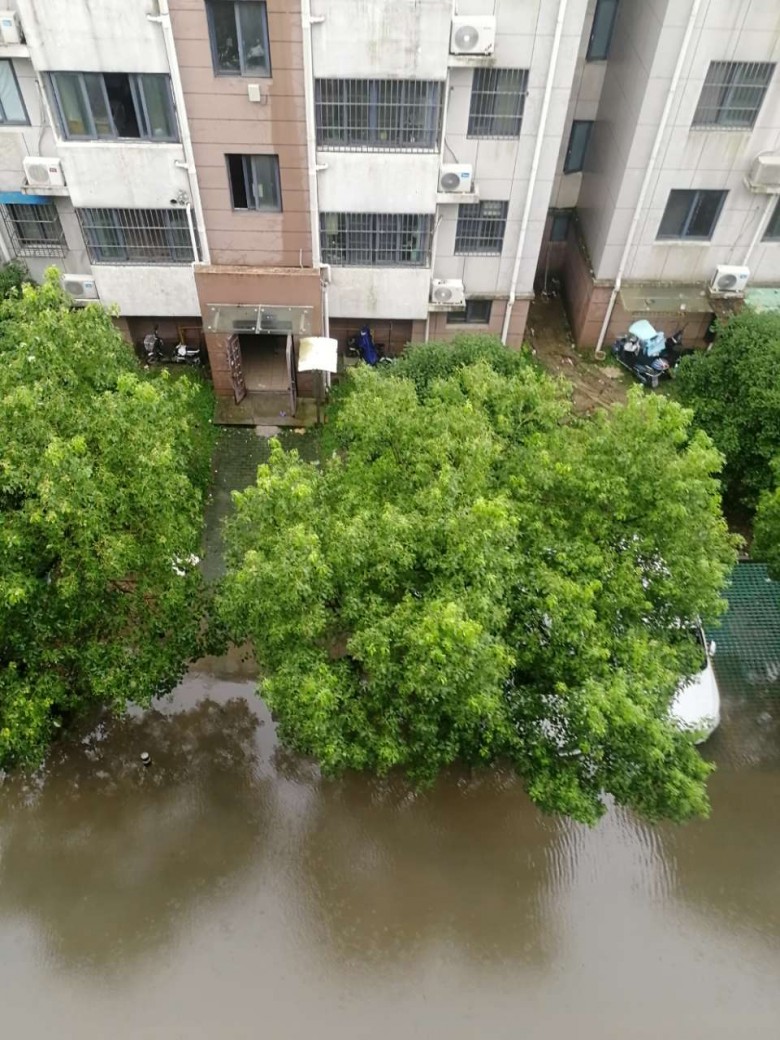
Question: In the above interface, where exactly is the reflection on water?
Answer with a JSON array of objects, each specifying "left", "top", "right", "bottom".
[{"left": 0, "top": 667, "right": 779, "bottom": 1038}]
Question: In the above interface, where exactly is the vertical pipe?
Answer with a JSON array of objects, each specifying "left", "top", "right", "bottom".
[
  {"left": 742, "top": 192, "right": 776, "bottom": 267},
  {"left": 501, "top": 0, "right": 569, "bottom": 345},
  {"left": 593, "top": 0, "right": 706, "bottom": 357},
  {"left": 149, "top": 1, "right": 211, "bottom": 265},
  {"left": 184, "top": 202, "right": 198, "bottom": 262}
]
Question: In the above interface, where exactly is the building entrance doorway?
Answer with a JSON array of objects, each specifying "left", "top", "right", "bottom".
[{"left": 224, "top": 332, "right": 298, "bottom": 415}]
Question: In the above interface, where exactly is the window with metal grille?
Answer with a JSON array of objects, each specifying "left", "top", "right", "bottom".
[
  {"left": 447, "top": 299, "right": 492, "bottom": 324},
  {"left": 764, "top": 199, "right": 780, "bottom": 241},
  {"left": 454, "top": 200, "right": 509, "bottom": 255},
  {"left": 0, "top": 60, "right": 27, "bottom": 124},
  {"left": 77, "top": 208, "right": 197, "bottom": 264},
  {"left": 206, "top": 1, "right": 271, "bottom": 76},
  {"left": 1, "top": 202, "right": 66, "bottom": 256},
  {"left": 314, "top": 80, "right": 443, "bottom": 151},
  {"left": 226, "top": 154, "right": 281, "bottom": 211},
  {"left": 564, "top": 120, "right": 594, "bottom": 173},
  {"left": 657, "top": 189, "right": 727, "bottom": 239},
  {"left": 320, "top": 213, "right": 434, "bottom": 266},
  {"left": 467, "top": 68, "right": 528, "bottom": 138},
  {"left": 48, "top": 72, "right": 178, "bottom": 141},
  {"left": 587, "top": 0, "right": 619, "bottom": 61},
  {"left": 692, "top": 61, "right": 775, "bottom": 128}
]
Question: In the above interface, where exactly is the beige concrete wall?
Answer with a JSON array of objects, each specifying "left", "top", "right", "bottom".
[
  {"left": 169, "top": 0, "right": 311, "bottom": 268},
  {"left": 426, "top": 299, "right": 530, "bottom": 349}
]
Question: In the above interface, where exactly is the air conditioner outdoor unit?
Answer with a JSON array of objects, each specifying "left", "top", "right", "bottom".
[
  {"left": 23, "top": 157, "right": 66, "bottom": 190},
  {"left": 450, "top": 16, "right": 496, "bottom": 55},
  {"left": 61, "top": 274, "right": 99, "bottom": 303},
  {"left": 747, "top": 154, "right": 780, "bottom": 193},
  {"left": 439, "top": 163, "right": 473, "bottom": 194},
  {"left": 431, "top": 278, "right": 466, "bottom": 307},
  {"left": 709, "top": 265, "right": 750, "bottom": 295},
  {"left": 0, "top": 11, "right": 22, "bottom": 45}
]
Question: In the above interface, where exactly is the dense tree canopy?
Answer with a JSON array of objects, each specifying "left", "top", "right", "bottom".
[
  {"left": 220, "top": 340, "right": 737, "bottom": 824},
  {"left": 675, "top": 309, "right": 780, "bottom": 509},
  {"left": 0, "top": 275, "right": 216, "bottom": 768}
]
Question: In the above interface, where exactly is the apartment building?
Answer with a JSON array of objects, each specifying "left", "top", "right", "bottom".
[
  {"left": 0, "top": 0, "right": 204, "bottom": 348},
  {"left": 0, "top": 0, "right": 778, "bottom": 417},
  {"left": 549, "top": 0, "right": 780, "bottom": 348}
]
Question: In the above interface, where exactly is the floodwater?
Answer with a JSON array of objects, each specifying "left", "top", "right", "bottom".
[{"left": 1, "top": 652, "right": 779, "bottom": 1039}]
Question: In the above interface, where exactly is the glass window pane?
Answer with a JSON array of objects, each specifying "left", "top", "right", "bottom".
[
  {"left": 238, "top": 2, "right": 270, "bottom": 75},
  {"left": 209, "top": 1, "right": 241, "bottom": 73},
  {"left": 82, "top": 210, "right": 126, "bottom": 261},
  {"left": 83, "top": 73, "right": 113, "bottom": 137},
  {"left": 564, "top": 120, "right": 593, "bottom": 173},
  {"left": 139, "top": 75, "right": 176, "bottom": 139},
  {"left": 52, "top": 72, "right": 91, "bottom": 137},
  {"left": 0, "top": 61, "right": 26, "bottom": 123},
  {"left": 764, "top": 200, "right": 780, "bottom": 241},
  {"left": 687, "top": 191, "right": 724, "bottom": 237},
  {"left": 587, "top": 0, "right": 619, "bottom": 61},
  {"left": 658, "top": 190, "right": 692, "bottom": 238},
  {"left": 249, "top": 155, "right": 280, "bottom": 210}
]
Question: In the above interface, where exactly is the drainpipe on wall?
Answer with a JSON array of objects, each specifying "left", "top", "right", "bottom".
[
  {"left": 593, "top": 0, "right": 705, "bottom": 358},
  {"left": 148, "top": 0, "right": 211, "bottom": 266},
  {"left": 301, "top": 0, "right": 328, "bottom": 334},
  {"left": 501, "top": 0, "right": 569, "bottom": 346},
  {"left": 742, "top": 191, "right": 777, "bottom": 267}
]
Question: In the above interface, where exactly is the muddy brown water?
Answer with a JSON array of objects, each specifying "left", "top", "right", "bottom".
[{"left": 1, "top": 652, "right": 779, "bottom": 1039}]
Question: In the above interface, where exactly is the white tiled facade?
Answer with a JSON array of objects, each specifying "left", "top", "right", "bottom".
[{"left": 0, "top": 0, "right": 778, "bottom": 358}]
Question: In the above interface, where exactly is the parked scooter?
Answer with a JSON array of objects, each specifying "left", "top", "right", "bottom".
[
  {"left": 611, "top": 320, "right": 690, "bottom": 388},
  {"left": 143, "top": 325, "right": 203, "bottom": 367}
]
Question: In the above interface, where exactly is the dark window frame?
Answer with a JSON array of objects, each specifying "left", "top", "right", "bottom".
[
  {"left": 467, "top": 67, "right": 528, "bottom": 138},
  {"left": 587, "top": 0, "right": 619, "bottom": 62},
  {"left": 0, "top": 59, "right": 29, "bottom": 125},
  {"left": 77, "top": 207, "right": 198, "bottom": 264},
  {"left": 48, "top": 72, "right": 178, "bottom": 142},
  {"left": 447, "top": 299, "right": 493, "bottom": 325},
  {"left": 549, "top": 210, "right": 572, "bottom": 242},
  {"left": 314, "top": 79, "right": 443, "bottom": 152},
  {"left": 226, "top": 153, "right": 282, "bottom": 211},
  {"left": 1, "top": 201, "right": 67, "bottom": 257},
  {"left": 692, "top": 61, "right": 775, "bottom": 129},
  {"left": 205, "top": 0, "right": 271, "bottom": 77},
  {"left": 320, "top": 212, "right": 434, "bottom": 267},
  {"left": 657, "top": 189, "right": 728, "bottom": 240},
  {"left": 563, "top": 120, "right": 594, "bottom": 173},
  {"left": 763, "top": 199, "right": 780, "bottom": 241},
  {"left": 454, "top": 200, "right": 509, "bottom": 255}
]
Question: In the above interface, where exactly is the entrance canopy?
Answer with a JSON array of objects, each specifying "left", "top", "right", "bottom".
[{"left": 205, "top": 303, "right": 313, "bottom": 337}]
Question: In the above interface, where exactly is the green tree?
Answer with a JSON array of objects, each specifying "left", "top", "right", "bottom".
[
  {"left": 753, "top": 458, "right": 780, "bottom": 580},
  {"left": 0, "top": 274, "right": 217, "bottom": 768},
  {"left": 220, "top": 349, "right": 737, "bottom": 825},
  {"left": 675, "top": 309, "right": 780, "bottom": 510},
  {"left": 0, "top": 260, "right": 32, "bottom": 300}
]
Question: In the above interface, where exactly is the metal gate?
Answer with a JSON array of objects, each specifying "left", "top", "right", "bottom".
[
  {"left": 286, "top": 334, "right": 298, "bottom": 416},
  {"left": 225, "top": 334, "right": 246, "bottom": 404}
]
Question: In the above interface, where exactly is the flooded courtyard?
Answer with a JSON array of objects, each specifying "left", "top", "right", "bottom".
[{"left": 1, "top": 566, "right": 779, "bottom": 1038}]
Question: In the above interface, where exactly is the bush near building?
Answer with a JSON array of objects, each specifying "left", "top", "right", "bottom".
[
  {"left": 0, "top": 274, "right": 217, "bottom": 768},
  {"left": 220, "top": 338, "right": 737, "bottom": 825}
]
